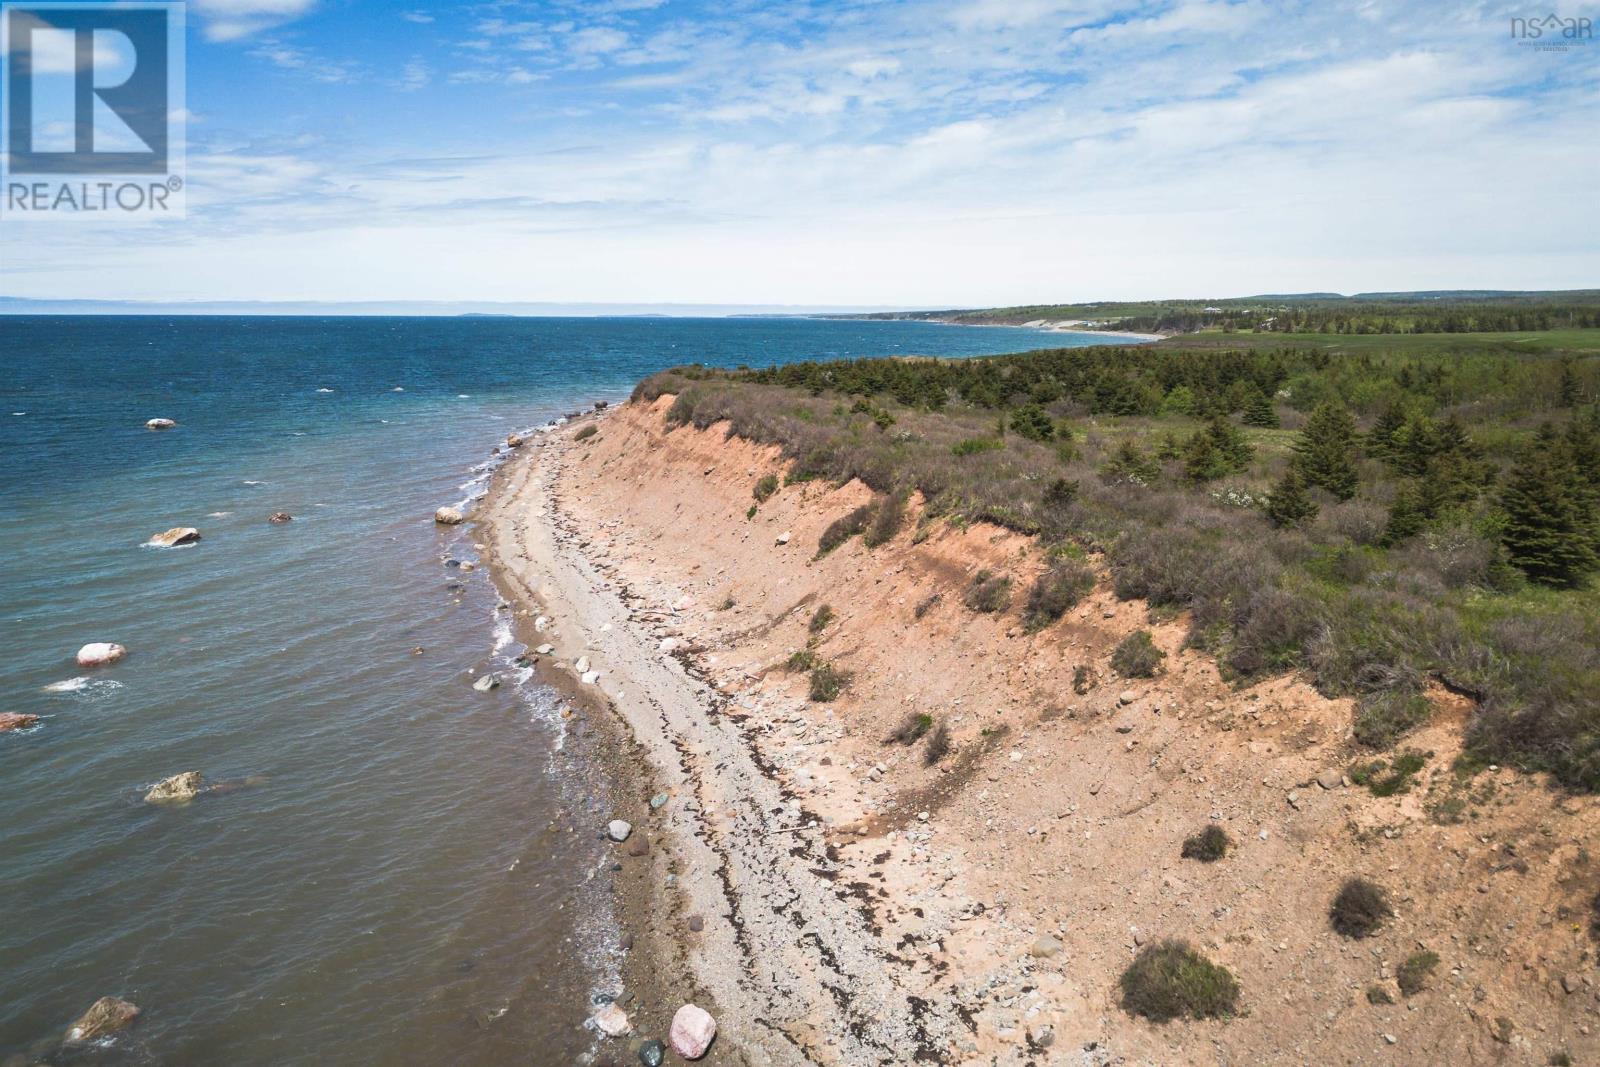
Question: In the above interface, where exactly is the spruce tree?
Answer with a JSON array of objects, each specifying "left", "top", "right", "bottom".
[
  {"left": 1242, "top": 390, "right": 1280, "bottom": 428},
  {"left": 1500, "top": 426, "right": 1599, "bottom": 587},
  {"left": 1203, "top": 414, "right": 1253, "bottom": 471},
  {"left": 1293, "top": 401, "right": 1360, "bottom": 501},
  {"left": 1265, "top": 468, "right": 1317, "bottom": 528},
  {"left": 1382, "top": 483, "right": 1427, "bottom": 545},
  {"left": 1559, "top": 359, "right": 1581, "bottom": 408},
  {"left": 1367, "top": 402, "right": 1409, "bottom": 467},
  {"left": 1183, "top": 431, "right": 1229, "bottom": 483}
]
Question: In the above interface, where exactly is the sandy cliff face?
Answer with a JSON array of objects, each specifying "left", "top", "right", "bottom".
[{"left": 535, "top": 397, "right": 1600, "bottom": 1066}]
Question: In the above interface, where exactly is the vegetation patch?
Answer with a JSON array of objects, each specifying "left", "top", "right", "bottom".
[
  {"left": 1397, "top": 950, "right": 1440, "bottom": 997},
  {"left": 808, "top": 662, "right": 849, "bottom": 702},
  {"left": 1111, "top": 630, "right": 1165, "bottom": 678},
  {"left": 1330, "top": 878, "right": 1392, "bottom": 939},
  {"left": 753, "top": 473, "right": 779, "bottom": 502},
  {"left": 1118, "top": 939, "right": 1240, "bottom": 1023},
  {"left": 784, "top": 649, "right": 817, "bottom": 673},
  {"left": 888, "top": 712, "right": 933, "bottom": 745},
  {"left": 817, "top": 502, "right": 877, "bottom": 557},
  {"left": 1181, "top": 825, "right": 1231, "bottom": 863},
  {"left": 809, "top": 604, "right": 835, "bottom": 634},
  {"left": 963, "top": 570, "right": 1012, "bottom": 614},
  {"left": 863, "top": 490, "right": 907, "bottom": 547},
  {"left": 913, "top": 592, "right": 942, "bottom": 619},
  {"left": 1023, "top": 558, "right": 1096, "bottom": 631},
  {"left": 573, "top": 424, "right": 598, "bottom": 442},
  {"left": 1348, "top": 750, "right": 1429, "bottom": 797},
  {"left": 924, "top": 723, "right": 952, "bottom": 765}
]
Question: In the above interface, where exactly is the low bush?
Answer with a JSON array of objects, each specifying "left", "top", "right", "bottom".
[
  {"left": 785, "top": 650, "right": 817, "bottom": 673},
  {"left": 817, "top": 502, "right": 877, "bottom": 557},
  {"left": 574, "top": 424, "right": 598, "bottom": 442},
  {"left": 1023, "top": 559, "right": 1096, "bottom": 631},
  {"left": 863, "top": 491, "right": 907, "bottom": 547},
  {"left": 1118, "top": 939, "right": 1240, "bottom": 1023},
  {"left": 1181, "top": 825, "right": 1231, "bottom": 862},
  {"left": 1365, "top": 984, "right": 1395, "bottom": 1005},
  {"left": 1112, "top": 630, "right": 1165, "bottom": 678},
  {"left": 1353, "top": 687, "right": 1432, "bottom": 749},
  {"left": 753, "top": 473, "right": 779, "bottom": 502},
  {"left": 1396, "top": 950, "right": 1439, "bottom": 997},
  {"left": 924, "top": 723, "right": 952, "bottom": 765},
  {"left": 1330, "top": 878, "right": 1392, "bottom": 939},
  {"left": 888, "top": 712, "right": 933, "bottom": 745},
  {"left": 809, "top": 663, "right": 849, "bottom": 702},
  {"left": 1073, "top": 664, "right": 1096, "bottom": 694},
  {"left": 964, "top": 570, "right": 1012, "bottom": 614},
  {"left": 913, "top": 592, "right": 942, "bottom": 619},
  {"left": 809, "top": 604, "right": 835, "bottom": 633},
  {"left": 1348, "top": 750, "right": 1428, "bottom": 796},
  {"left": 952, "top": 437, "right": 1003, "bottom": 456}
]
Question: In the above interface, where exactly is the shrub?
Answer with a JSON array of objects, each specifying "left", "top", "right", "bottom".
[
  {"left": 1023, "top": 559, "right": 1096, "bottom": 631},
  {"left": 753, "top": 473, "right": 779, "bottom": 502},
  {"left": 952, "top": 437, "right": 1003, "bottom": 456},
  {"left": 1073, "top": 664, "right": 1096, "bottom": 694},
  {"left": 963, "top": 570, "right": 1012, "bottom": 614},
  {"left": 1118, "top": 939, "right": 1240, "bottom": 1023},
  {"left": 888, "top": 713, "right": 933, "bottom": 745},
  {"left": 809, "top": 604, "right": 835, "bottom": 633},
  {"left": 1181, "top": 825, "right": 1231, "bottom": 862},
  {"left": 1353, "top": 688, "right": 1432, "bottom": 749},
  {"left": 809, "top": 663, "right": 848, "bottom": 702},
  {"left": 913, "top": 592, "right": 942, "bottom": 619},
  {"left": 1396, "top": 950, "right": 1439, "bottom": 997},
  {"left": 1111, "top": 630, "right": 1165, "bottom": 678},
  {"left": 785, "top": 649, "right": 817, "bottom": 673},
  {"left": 1348, "top": 750, "right": 1428, "bottom": 796},
  {"left": 817, "top": 502, "right": 876, "bottom": 557},
  {"left": 924, "top": 723, "right": 952, "bottom": 765},
  {"left": 863, "top": 491, "right": 907, "bottom": 547},
  {"left": 746, "top": 504, "right": 757, "bottom": 519},
  {"left": 574, "top": 424, "right": 598, "bottom": 442},
  {"left": 1366, "top": 984, "right": 1395, "bottom": 1005},
  {"left": 1330, "top": 878, "right": 1392, "bottom": 939},
  {"left": 1009, "top": 403, "right": 1055, "bottom": 442}
]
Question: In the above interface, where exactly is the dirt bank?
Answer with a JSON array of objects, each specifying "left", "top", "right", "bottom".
[{"left": 485, "top": 397, "right": 1600, "bottom": 1067}]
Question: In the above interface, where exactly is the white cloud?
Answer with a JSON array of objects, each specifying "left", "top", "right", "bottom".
[{"left": 191, "top": 0, "right": 318, "bottom": 41}]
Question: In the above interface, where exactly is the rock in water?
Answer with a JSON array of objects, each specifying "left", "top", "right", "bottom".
[
  {"left": 591, "top": 1002, "right": 631, "bottom": 1038},
  {"left": 434, "top": 506, "right": 465, "bottom": 525},
  {"left": 65, "top": 997, "right": 140, "bottom": 1042},
  {"left": 0, "top": 712, "right": 41, "bottom": 733},
  {"left": 267, "top": 511, "right": 293, "bottom": 524},
  {"left": 147, "top": 527, "right": 201, "bottom": 547},
  {"left": 145, "top": 771, "right": 203, "bottom": 803},
  {"left": 472, "top": 674, "right": 499, "bottom": 692},
  {"left": 144, "top": 418, "right": 176, "bottom": 430},
  {"left": 607, "top": 819, "right": 633, "bottom": 842},
  {"left": 76, "top": 642, "right": 127, "bottom": 667},
  {"left": 669, "top": 1004, "right": 717, "bottom": 1060}
]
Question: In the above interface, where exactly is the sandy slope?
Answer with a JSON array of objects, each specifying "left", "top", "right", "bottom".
[{"left": 485, "top": 397, "right": 1600, "bottom": 1067}]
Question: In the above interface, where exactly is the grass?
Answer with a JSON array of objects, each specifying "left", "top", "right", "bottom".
[
  {"left": 924, "top": 723, "right": 951, "bottom": 765},
  {"left": 888, "top": 712, "right": 934, "bottom": 745},
  {"left": 1181, "top": 825, "right": 1231, "bottom": 862},
  {"left": 785, "top": 649, "right": 817, "bottom": 673},
  {"left": 1023, "top": 558, "right": 1096, "bottom": 631},
  {"left": 1118, "top": 939, "right": 1240, "bottom": 1023},
  {"left": 809, "top": 662, "right": 849, "bottom": 702},
  {"left": 809, "top": 604, "right": 835, "bottom": 634},
  {"left": 963, "top": 570, "right": 1012, "bottom": 614},
  {"left": 1111, "top": 630, "right": 1165, "bottom": 678},
  {"left": 862, "top": 490, "right": 907, "bottom": 547},
  {"left": 753, "top": 473, "right": 779, "bottom": 502},
  {"left": 1397, "top": 950, "right": 1440, "bottom": 997},
  {"left": 1348, "top": 750, "right": 1429, "bottom": 797},
  {"left": 1330, "top": 878, "right": 1392, "bottom": 939}
]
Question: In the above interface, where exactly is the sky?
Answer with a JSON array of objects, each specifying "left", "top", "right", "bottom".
[{"left": 0, "top": 0, "right": 1596, "bottom": 308}]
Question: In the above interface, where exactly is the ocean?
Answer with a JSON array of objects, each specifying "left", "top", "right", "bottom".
[{"left": 0, "top": 315, "right": 1124, "bottom": 1065}]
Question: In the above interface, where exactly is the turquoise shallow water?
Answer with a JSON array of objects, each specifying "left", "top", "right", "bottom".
[{"left": 0, "top": 315, "right": 1121, "bottom": 1065}]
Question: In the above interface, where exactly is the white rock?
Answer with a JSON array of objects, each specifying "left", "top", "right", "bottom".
[
  {"left": 534, "top": 616, "right": 550, "bottom": 632},
  {"left": 535, "top": 644, "right": 555, "bottom": 655},
  {"left": 581, "top": 670, "right": 600, "bottom": 685},
  {"left": 434, "top": 506, "right": 465, "bottom": 525},
  {"left": 145, "top": 418, "right": 176, "bottom": 430},
  {"left": 673, "top": 595, "right": 694, "bottom": 612},
  {"left": 775, "top": 531, "right": 791, "bottom": 545},
  {"left": 76, "top": 642, "right": 126, "bottom": 667},
  {"left": 607, "top": 819, "right": 633, "bottom": 842},
  {"left": 590, "top": 1002, "right": 631, "bottom": 1038},
  {"left": 1030, "top": 934, "right": 1064, "bottom": 958},
  {"left": 659, "top": 637, "right": 682, "bottom": 654},
  {"left": 669, "top": 1003, "right": 717, "bottom": 1059},
  {"left": 145, "top": 771, "right": 203, "bottom": 803},
  {"left": 146, "top": 527, "right": 200, "bottom": 547},
  {"left": 472, "top": 674, "right": 499, "bottom": 692},
  {"left": 574, "top": 656, "right": 591, "bottom": 674}
]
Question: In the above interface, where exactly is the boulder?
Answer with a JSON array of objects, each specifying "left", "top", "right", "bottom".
[
  {"left": 267, "top": 511, "right": 293, "bottom": 524},
  {"left": 534, "top": 616, "right": 550, "bottom": 632},
  {"left": 591, "top": 1002, "right": 631, "bottom": 1038},
  {"left": 76, "top": 642, "right": 127, "bottom": 667},
  {"left": 669, "top": 1004, "right": 717, "bottom": 1059},
  {"left": 434, "top": 506, "right": 465, "bottom": 525},
  {"left": 144, "top": 418, "right": 176, "bottom": 430},
  {"left": 627, "top": 835, "right": 650, "bottom": 857},
  {"left": 505, "top": 434, "right": 524, "bottom": 449},
  {"left": 637, "top": 1039, "right": 665, "bottom": 1067},
  {"left": 65, "top": 997, "right": 140, "bottom": 1043},
  {"left": 145, "top": 771, "right": 203, "bottom": 803},
  {"left": 535, "top": 644, "right": 555, "bottom": 655},
  {"left": 1316, "top": 768, "right": 1344, "bottom": 790},
  {"left": 1030, "top": 934, "right": 1064, "bottom": 958},
  {"left": 775, "top": 531, "right": 791, "bottom": 545},
  {"left": 0, "top": 712, "right": 41, "bottom": 733},
  {"left": 457, "top": 561, "right": 475, "bottom": 573},
  {"left": 147, "top": 527, "right": 201, "bottom": 547},
  {"left": 607, "top": 819, "right": 632, "bottom": 842},
  {"left": 472, "top": 674, "right": 499, "bottom": 692},
  {"left": 581, "top": 671, "right": 601, "bottom": 685},
  {"left": 1118, "top": 690, "right": 1138, "bottom": 706}
]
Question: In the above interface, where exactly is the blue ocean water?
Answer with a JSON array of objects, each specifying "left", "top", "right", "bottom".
[{"left": 0, "top": 315, "right": 1121, "bottom": 1065}]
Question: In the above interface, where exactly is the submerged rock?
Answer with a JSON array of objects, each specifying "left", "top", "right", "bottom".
[
  {"left": 76, "top": 642, "right": 127, "bottom": 668},
  {"left": 607, "top": 820, "right": 633, "bottom": 842},
  {"left": 147, "top": 526, "right": 201, "bottom": 547},
  {"left": 434, "top": 506, "right": 465, "bottom": 525},
  {"left": 472, "top": 674, "right": 500, "bottom": 692},
  {"left": 144, "top": 418, "right": 176, "bottom": 430},
  {"left": 267, "top": 511, "right": 293, "bottom": 524},
  {"left": 145, "top": 771, "right": 203, "bottom": 803},
  {"left": 669, "top": 1004, "right": 717, "bottom": 1060},
  {"left": 591, "top": 1002, "right": 632, "bottom": 1038},
  {"left": 65, "top": 997, "right": 140, "bottom": 1043},
  {"left": 0, "top": 712, "right": 41, "bottom": 733}
]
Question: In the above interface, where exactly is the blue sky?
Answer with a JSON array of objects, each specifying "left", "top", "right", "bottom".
[{"left": 1, "top": 0, "right": 1597, "bottom": 306}]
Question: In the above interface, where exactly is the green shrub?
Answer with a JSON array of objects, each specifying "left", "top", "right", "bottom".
[
  {"left": 1118, "top": 939, "right": 1240, "bottom": 1023},
  {"left": 1396, "top": 950, "right": 1439, "bottom": 997},
  {"left": 888, "top": 712, "right": 933, "bottom": 745},
  {"left": 951, "top": 437, "right": 1003, "bottom": 456},
  {"left": 1023, "top": 559, "right": 1096, "bottom": 631},
  {"left": 1181, "top": 825, "right": 1231, "bottom": 862},
  {"left": 785, "top": 649, "right": 817, "bottom": 673},
  {"left": 963, "top": 570, "right": 1012, "bottom": 614},
  {"left": 1330, "top": 878, "right": 1392, "bottom": 939},
  {"left": 753, "top": 473, "right": 779, "bottom": 502},
  {"left": 1009, "top": 403, "right": 1055, "bottom": 442},
  {"left": 1366, "top": 984, "right": 1395, "bottom": 1005},
  {"left": 809, "top": 604, "right": 835, "bottom": 634},
  {"left": 1353, "top": 688, "right": 1432, "bottom": 749},
  {"left": 746, "top": 504, "right": 757, "bottom": 519},
  {"left": 817, "top": 502, "right": 876, "bottom": 557},
  {"left": 574, "top": 424, "right": 598, "bottom": 442},
  {"left": 1349, "top": 750, "right": 1428, "bottom": 796},
  {"left": 1111, "top": 630, "right": 1165, "bottom": 678},
  {"left": 808, "top": 662, "right": 849, "bottom": 702}
]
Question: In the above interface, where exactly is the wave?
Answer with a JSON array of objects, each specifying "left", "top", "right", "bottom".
[{"left": 43, "top": 677, "right": 125, "bottom": 697}]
